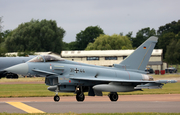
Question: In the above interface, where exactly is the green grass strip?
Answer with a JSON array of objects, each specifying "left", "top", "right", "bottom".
[{"left": 0, "top": 83, "right": 180, "bottom": 98}]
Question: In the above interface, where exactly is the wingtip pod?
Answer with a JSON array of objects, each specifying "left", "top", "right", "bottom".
[
  {"left": 156, "top": 80, "right": 177, "bottom": 83},
  {"left": 147, "top": 36, "right": 158, "bottom": 43}
]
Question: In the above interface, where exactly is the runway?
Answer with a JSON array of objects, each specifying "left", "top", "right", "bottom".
[{"left": 0, "top": 94, "right": 180, "bottom": 113}]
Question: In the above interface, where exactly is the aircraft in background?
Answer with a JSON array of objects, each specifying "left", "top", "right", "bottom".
[
  {"left": 5, "top": 36, "right": 177, "bottom": 102},
  {"left": 0, "top": 56, "right": 35, "bottom": 79}
]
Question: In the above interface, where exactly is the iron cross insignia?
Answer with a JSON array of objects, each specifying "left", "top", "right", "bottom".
[{"left": 74, "top": 68, "right": 79, "bottom": 73}]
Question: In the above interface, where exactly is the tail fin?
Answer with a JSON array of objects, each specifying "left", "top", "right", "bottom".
[{"left": 119, "top": 36, "right": 158, "bottom": 71}]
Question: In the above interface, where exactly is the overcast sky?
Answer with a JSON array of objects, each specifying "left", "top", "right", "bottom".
[{"left": 1, "top": 0, "right": 180, "bottom": 43}]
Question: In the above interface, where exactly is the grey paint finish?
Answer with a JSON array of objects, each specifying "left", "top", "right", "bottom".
[
  {"left": 4, "top": 36, "right": 177, "bottom": 102},
  {"left": 0, "top": 56, "right": 35, "bottom": 77},
  {"left": 120, "top": 36, "right": 158, "bottom": 71},
  {"left": 4, "top": 63, "right": 29, "bottom": 75},
  {"left": 0, "top": 56, "right": 34, "bottom": 71}
]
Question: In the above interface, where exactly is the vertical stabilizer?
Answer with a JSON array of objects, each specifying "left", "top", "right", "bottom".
[{"left": 120, "top": 36, "right": 158, "bottom": 71}]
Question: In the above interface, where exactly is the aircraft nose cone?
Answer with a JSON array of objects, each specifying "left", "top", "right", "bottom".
[{"left": 5, "top": 63, "right": 28, "bottom": 75}]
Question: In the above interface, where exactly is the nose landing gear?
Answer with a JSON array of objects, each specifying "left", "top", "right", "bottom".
[
  {"left": 54, "top": 86, "right": 60, "bottom": 102},
  {"left": 54, "top": 95, "right": 60, "bottom": 102}
]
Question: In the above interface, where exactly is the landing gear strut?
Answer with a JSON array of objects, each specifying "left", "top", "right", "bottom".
[
  {"left": 108, "top": 92, "right": 118, "bottom": 101},
  {"left": 54, "top": 86, "right": 60, "bottom": 102},
  {"left": 76, "top": 86, "right": 85, "bottom": 102}
]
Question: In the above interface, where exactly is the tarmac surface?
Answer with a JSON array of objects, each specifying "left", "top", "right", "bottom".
[{"left": 0, "top": 94, "right": 180, "bottom": 113}]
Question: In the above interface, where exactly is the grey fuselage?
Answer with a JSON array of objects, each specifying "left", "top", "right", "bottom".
[
  {"left": 4, "top": 36, "right": 177, "bottom": 102},
  {"left": 24, "top": 58, "right": 149, "bottom": 92},
  {"left": 0, "top": 56, "right": 35, "bottom": 77}
]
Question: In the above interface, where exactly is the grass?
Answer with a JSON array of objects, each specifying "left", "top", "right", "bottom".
[
  {"left": 0, "top": 77, "right": 45, "bottom": 83},
  {"left": 152, "top": 74, "right": 180, "bottom": 79},
  {"left": 0, "top": 84, "right": 75, "bottom": 97},
  {"left": 0, "top": 113, "right": 180, "bottom": 115},
  {"left": 1, "top": 76, "right": 180, "bottom": 114},
  {"left": 0, "top": 83, "right": 180, "bottom": 98},
  {"left": 0, "top": 74, "right": 180, "bottom": 97}
]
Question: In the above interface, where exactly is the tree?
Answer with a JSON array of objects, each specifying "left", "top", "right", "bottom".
[
  {"left": 0, "top": 47, "right": 7, "bottom": 57},
  {"left": 0, "top": 30, "right": 12, "bottom": 43},
  {"left": 132, "top": 27, "right": 156, "bottom": 48},
  {"left": 174, "top": 39, "right": 180, "bottom": 64},
  {"left": 1, "top": 30, "right": 12, "bottom": 39},
  {"left": 0, "top": 16, "right": 3, "bottom": 44},
  {"left": 157, "top": 20, "right": 180, "bottom": 36},
  {"left": 5, "top": 19, "right": 65, "bottom": 54},
  {"left": 0, "top": 16, "right": 3, "bottom": 33},
  {"left": 157, "top": 32, "right": 175, "bottom": 57},
  {"left": 68, "top": 41, "right": 79, "bottom": 50},
  {"left": 157, "top": 20, "right": 180, "bottom": 59},
  {"left": 165, "top": 39, "right": 180, "bottom": 64},
  {"left": 0, "top": 16, "right": 7, "bottom": 56},
  {"left": 126, "top": 31, "right": 133, "bottom": 38},
  {"left": 85, "top": 34, "right": 133, "bottom": 50},
  {"left": 76, "top": 26, "right": 104, "bottom": 50},
  {"left": 62, "top": 42, "right": 69, "bottom": 50}
]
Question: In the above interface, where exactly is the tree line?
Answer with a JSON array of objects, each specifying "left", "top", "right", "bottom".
[{"left": 0, "top": 16, "right": 180, "bottom": 64}]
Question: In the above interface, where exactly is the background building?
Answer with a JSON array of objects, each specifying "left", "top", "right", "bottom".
[
  {"left": 6, "top": 52, "right": 60, "bottom": 57},
  {"left": 61, "top": 49, "right": 166, "bottom": 71},
  {"left": 6, "top": 50, "right": 166, "bottom": 71}
]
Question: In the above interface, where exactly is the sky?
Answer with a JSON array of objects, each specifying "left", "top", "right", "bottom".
[{"left": 1, "top": 0, "right": 180, "bottom": 43}]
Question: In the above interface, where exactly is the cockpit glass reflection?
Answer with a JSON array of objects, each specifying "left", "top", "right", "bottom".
[
  {"left": 43, "top": 55, "right": 62, "bottom": 62},
  {"left": 28, "top": 56, "right": 44, "bottom": 62},
  {"left": 28, "top": 55, "right": 64, "bottom": 62}
]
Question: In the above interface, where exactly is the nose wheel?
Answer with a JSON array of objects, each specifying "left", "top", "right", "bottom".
[
  {"left": 54, "top": 95, "right": 60, "bottom": 102},
  {"left": 54, "top": 86, "right": 60, "bottom": 102},
  {"left": 109, "top": 92, "right": 118, "bottom": 101}
]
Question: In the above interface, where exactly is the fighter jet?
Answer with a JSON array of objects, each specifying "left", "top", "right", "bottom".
[
  {"left": 5, "top": 36, "right": 177, "bottom": 102},
  {"left": 0, "top": 56, "right": 35, "bottom": 79}
]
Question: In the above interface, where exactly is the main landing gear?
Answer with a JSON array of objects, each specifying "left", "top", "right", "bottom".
[
  {"left": 108, "top": 92, "right": 118, "bottom": 101},
  {"left": 76, "top": 92, "right": 85, "bottom": 102},
  {"left": 53, "top": 85, "right": 85, "bottom": 102},
  {"left": 53, "top": 93, "right": 85, "bottom": 102},
  {"left": 52, "top": 86, "right": 118, "bottom": 102},
  {"left": 75, "top": 86, "right": 85, "bottom": 102}
]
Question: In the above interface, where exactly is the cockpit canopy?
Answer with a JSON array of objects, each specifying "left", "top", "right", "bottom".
[{"left": 28, "top": 55, "right": 64, "bottom": 62}]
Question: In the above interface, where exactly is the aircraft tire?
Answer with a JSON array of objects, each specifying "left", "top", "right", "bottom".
[
  {"left": 54, "top": 95, "right": 60, "bottom": 102},
  {"left": 76, "top": 93, "right": 85, "bottom": 102},
  {"left": 109, "top": 92, "right": 118, "bottom": 101},
  {"left": 6, "top": 75, "right": 12, "bottom": 79},
  {"left": 13, "top": 74, "right": 18, "bottom": 79}
]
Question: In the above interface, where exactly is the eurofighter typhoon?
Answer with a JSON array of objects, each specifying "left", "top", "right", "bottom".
[{"left": 5, "top": 36, "right": 177, "bottom": 102}]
